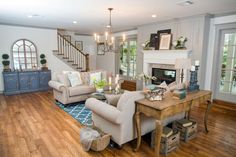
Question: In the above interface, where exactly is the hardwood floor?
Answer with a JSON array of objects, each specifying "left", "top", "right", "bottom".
[{"left": 0, "top": 91, "right": 236, "bottom": 157}]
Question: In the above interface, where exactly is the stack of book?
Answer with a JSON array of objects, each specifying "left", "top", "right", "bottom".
[
  {"left": 172, "top": 89, "right": 186, "bottom": 100},
  {"left": 162, "top": 127, "right": 173, "bottom": 138},
  {"left": 176, "top": 119, "right": 193, "bottom": 127}
]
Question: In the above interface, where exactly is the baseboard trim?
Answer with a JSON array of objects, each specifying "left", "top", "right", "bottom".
[{"left": 213, "top": 99, "right": 236, "bottom": 111}]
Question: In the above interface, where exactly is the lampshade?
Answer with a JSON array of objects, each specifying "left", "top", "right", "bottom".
[{"left": 175, "top": 58, "right": 191, "bottom": 69}]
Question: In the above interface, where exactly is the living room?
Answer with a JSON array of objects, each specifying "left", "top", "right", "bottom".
[{"left": 0, "top": 0, "right": 236, "bottom": 157}]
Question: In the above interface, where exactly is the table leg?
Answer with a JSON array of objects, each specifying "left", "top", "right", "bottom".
[
  {"left": 204, "top": 100, "right": 213, "bottom": 133},
  {"left": 187, "top": 100, "right": 193, "bottom": 120},
  {"left": 134, "top": 111, "right": 141, "bottom": 151},
  {"left": 154, "top": 121, "right": 162, "bottom": 157}
]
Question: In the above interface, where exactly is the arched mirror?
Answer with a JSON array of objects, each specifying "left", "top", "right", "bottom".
[{"left": 12, "top": 39, "right": 38, "bottom": 70}]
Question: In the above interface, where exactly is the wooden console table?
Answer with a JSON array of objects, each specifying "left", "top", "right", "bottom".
[{"left": 134, "top": 90, "right": 212, "bottom": 157}]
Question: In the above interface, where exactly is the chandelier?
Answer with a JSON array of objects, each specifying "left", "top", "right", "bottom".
[{"left": 94, "top": 8, "right": 126, "bottom": 53}]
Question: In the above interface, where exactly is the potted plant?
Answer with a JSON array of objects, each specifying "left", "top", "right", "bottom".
[
  {"left": 93, "top": 79, "right": 107, "bottom": 93},
  {"left": 2, "top": 54, "right": 11, "bottom": 72},
  {"left": 172, "top": 36, "right": 187, "bottom": 49},
  {"left": 40, "top": 54, "right": 48, "bottom": 70}
]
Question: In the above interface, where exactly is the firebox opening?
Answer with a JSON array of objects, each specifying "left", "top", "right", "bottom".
[{"left": 152, "top": 68, "right": 176, "bottom": 85}]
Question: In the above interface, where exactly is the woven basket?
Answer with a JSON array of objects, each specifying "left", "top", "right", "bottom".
[{"left": 90, "top": 126, "right": 111, "bottom": 151}]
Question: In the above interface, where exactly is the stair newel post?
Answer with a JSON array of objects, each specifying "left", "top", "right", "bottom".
[{"left": 85, "top": 54, "right": 89, "bottom": 72}]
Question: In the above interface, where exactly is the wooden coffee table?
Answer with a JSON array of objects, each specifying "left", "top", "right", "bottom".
[{"left": 89, "top": 92, "right": 106, "bottom": 101}]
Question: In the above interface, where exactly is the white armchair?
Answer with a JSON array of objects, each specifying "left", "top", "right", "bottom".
[{"left": 85, "top": 91, "right": 156, "bottom": 146}]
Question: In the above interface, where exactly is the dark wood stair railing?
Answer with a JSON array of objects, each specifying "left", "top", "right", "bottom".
[{"left": 57, "top": 33, "right": 89, "bottom": 71}]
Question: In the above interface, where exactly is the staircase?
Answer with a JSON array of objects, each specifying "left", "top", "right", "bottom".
[{"left": 53, "top": 32, "right": 89, "bottom": 72}]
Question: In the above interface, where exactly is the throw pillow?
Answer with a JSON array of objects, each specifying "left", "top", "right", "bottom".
[
  {"left": 105, "top": 94, "right": 122, "bottom": 107},
  {"left": 57, "top": 74, "right": 71, "bottom": 87},
  {"left": 89, "top": 72, "right": 102, "bottom": 85},
  {"left": 67, "top": 72, "right": 83, "bottom": 87}
]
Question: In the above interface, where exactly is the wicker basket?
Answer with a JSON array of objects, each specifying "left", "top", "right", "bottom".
[{"left": 90, "top": 126, "right": 111, "bottom": 151}]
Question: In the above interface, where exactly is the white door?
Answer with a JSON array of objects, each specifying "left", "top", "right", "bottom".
[{"left": 215, "top": 29, "right": 236, "bottom": 103}]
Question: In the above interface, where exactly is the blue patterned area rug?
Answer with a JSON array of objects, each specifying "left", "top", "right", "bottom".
[{"left": 56, "top": 101, "right": 93, "bottom": 126}]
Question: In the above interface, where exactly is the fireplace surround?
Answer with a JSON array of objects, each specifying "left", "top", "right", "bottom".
[{"left": 142, "top": 50, "right": 191, "bottom": 85}]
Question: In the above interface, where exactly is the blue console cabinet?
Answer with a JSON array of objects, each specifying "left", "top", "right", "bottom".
[{"left": 3, "top": 70, "right": 51, "bottom": 95}]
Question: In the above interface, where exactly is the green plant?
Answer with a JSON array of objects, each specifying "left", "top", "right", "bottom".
[
  {"left": 2, "top": 60, "right": 10, "bottom": 66},
  {"left": 2, "top": 54, "right": 10, "bottom": 67},
  {"left": 40, "top": 54, "right": 47, "bottom": 65},
  {"left": 40, "top": 54, "right": 45, "bottom": 59},
  {"left": 93, "top": 79, "right": 107, "bottom": 89},
  {"left": 2, "top": 54, "right": 9, "bottom": 59},
  {"left": 40, "top": 59, "right": 47, "bottom": 65}
]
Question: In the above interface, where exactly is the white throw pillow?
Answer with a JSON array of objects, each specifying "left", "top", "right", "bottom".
[
  {"left": 90, "top": 72, "right": 102, "bottom": 85},
  {"left": 57, "top": 74, "right": 71, "bottom": 87},
  {"left": 67, "top": 72, "right": 83, "bottom": 87}
]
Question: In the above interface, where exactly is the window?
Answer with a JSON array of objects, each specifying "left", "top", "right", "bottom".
[
  {"left": 219, "top": 32, "right": 236, "bottom": 95},
  {"left": 118, "top": 37, "right": 137, "bottom": 78},
  {"left": 12, "top": 39, "right": 38, "bottom": 70}
]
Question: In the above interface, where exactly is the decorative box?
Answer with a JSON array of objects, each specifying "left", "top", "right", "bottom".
[
  {"left": 144, "top": 87, "right": 166, "bottom": 101},
  {"left": 151, "top": 129, "right": 180, "bottom": 155},
  {"left": 173, "top": 120, "right": 197, "bottom": 142}
]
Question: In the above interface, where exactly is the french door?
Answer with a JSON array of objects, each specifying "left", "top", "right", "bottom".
[
  {"left": 215, "top": 29, "right": 236, "bottom": 103},
  {"left": 118, "top": 37, "right": 137, "bottom": 79}
]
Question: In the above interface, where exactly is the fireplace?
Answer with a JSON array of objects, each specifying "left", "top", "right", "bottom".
[{"left": 152, "top": 68, "right": 176, "bottom": 85}]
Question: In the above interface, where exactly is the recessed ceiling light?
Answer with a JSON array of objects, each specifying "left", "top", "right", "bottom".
[
  {"left": 151, "top": 14, "right": 157, "bottom": 18},
  {"left": 27, "top": 14, "right": 40, "bottom": 18},
  {"left": 73, "top": 21, "right": 77, "bottom": 24},
  {"left": 177, "top": 0, "right": 194, "bottom": 6}
]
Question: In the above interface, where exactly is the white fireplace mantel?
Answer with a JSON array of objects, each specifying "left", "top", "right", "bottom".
[{"left": 143, "top": 49, "right": 192, "bottom": 83}]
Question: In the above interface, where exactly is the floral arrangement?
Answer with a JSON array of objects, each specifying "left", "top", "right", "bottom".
[
  {"left": 136, "top": 73, "right": 157, "bottom": 81},
  {"left": 172, "top": 36, "right": 187, "bottom": 49},
  {"left": 141, "top": 40, "right": 152, "bottom": 50}
]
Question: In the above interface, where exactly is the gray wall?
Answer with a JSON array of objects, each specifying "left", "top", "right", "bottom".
[{"left": 137, "top": 14, "right": 211, "bottom": 89}]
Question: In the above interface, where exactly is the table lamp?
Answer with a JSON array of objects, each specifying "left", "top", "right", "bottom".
[{"left": 175, "top": 58, "right": 191, "bottom": 83}]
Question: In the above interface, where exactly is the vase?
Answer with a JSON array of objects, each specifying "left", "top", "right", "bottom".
[{"left": 96, "top": 88, "right": 103, "bottom": 93}]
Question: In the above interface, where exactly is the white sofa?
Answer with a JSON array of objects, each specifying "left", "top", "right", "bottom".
[
  {"left": 49, "top": 70, "right": 106, "bottom": 104},
  {"left": 85, "top": 91, "right": 185, "bottom": 146}
]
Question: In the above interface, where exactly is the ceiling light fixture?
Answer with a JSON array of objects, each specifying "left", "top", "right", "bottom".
[
  {"left": 151, "top": 14, "right": 157, "bottom": 18},
  {"left": 177, "top": 0, "right": 194, "bottom": 6},
  {"left": 73, "top": 21, "right": 77, "bottom": 24},
  {"left": 94, "top": 8, "right": 126, "bottom": 53}
]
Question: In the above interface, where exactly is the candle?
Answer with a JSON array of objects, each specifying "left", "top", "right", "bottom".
[
  {"left": 109, "top": 77, "right": 112, "bottom": 85},
  {"left": 123, "top": 34, "right": 126, "bottom": 42},
  {"left": 195, "top": 60, "right": 199, "bottom": 66},
  {"left": 111, "top": 37, "right": 114, "bottom": 44},
  {"left": 191, "top": 65, "right": 195, "bottom": 71},
  {"left": 105, "top": 32, "right": 108, "bottom": 41},
  {"left": 115, "top": 74, "right": 119, "bottom": 84}
]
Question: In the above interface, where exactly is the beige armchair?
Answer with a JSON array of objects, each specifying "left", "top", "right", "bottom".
[
  {"left": 85, "top": 91, "right": 185, "bottom": 146},
  {"left": 85, "top": 91, "right": 156, "bottom": 146}
]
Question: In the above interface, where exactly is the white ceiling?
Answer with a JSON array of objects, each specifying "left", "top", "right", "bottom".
[{"left": 0, "top": 0, "right": 236, "bottom": 35}]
